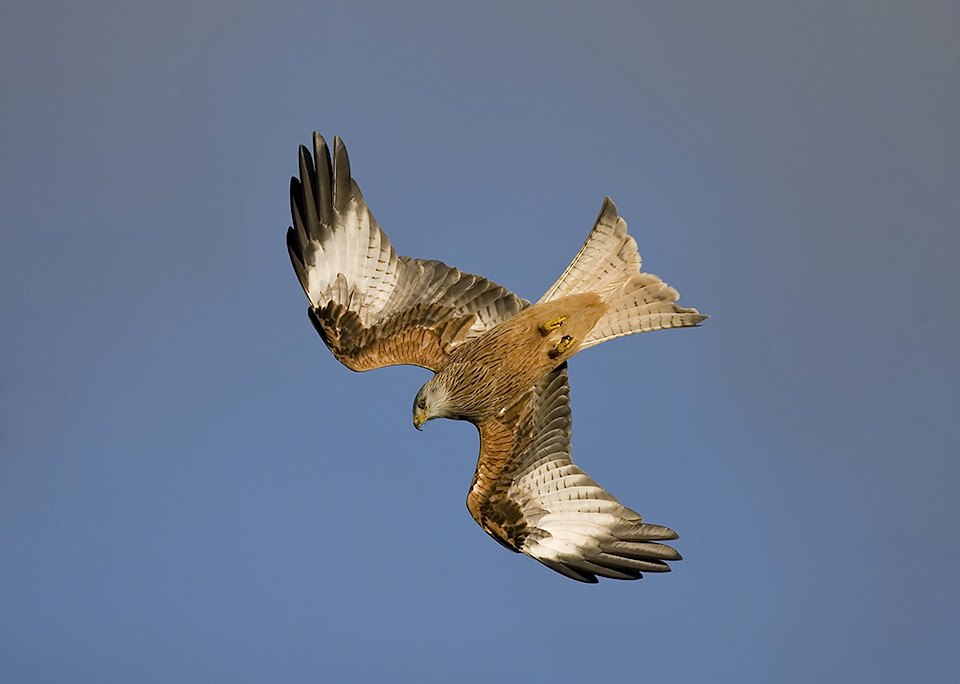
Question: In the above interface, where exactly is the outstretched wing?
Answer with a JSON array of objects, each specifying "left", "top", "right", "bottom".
[
  {"left": 467, "top": 365, "right": 681, "bottom": 583},
  {"left": 287, "top": 133, "right": 528, "bottom": 371}
]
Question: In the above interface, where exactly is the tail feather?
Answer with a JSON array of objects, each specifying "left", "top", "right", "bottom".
[
  {"left": 538, "top": 197, "right": 639, "bottom": 303},
  {"left": 580, "top": 272, "right": 706, "bottom": 349},
  {"left": 540, "top": 197, "right": 705, "bottom": 349}
]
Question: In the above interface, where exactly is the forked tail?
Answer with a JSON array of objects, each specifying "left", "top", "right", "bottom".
[{"left": 538, "top": 197, "right": 706, "bottom": 349}]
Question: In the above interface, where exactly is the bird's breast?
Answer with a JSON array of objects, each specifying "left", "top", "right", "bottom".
[{"left": 438, "top": 293, "right": 607, "bottom": 422}]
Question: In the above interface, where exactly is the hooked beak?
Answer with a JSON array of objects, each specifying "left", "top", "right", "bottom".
[{"left": 413, "top": 411, "right": 426, "bottom": 431}]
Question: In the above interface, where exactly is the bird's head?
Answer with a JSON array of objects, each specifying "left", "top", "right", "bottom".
[{"left": 412, "top": 379, "right": 451, "bottom": 431}]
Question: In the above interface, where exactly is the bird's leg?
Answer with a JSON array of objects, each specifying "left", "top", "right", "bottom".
[
  {"left": 548, "top": 335, "right": 576, "bottom": 359},
  {"left": 538, "top": 316, "right": 567, "bottom": 336}
]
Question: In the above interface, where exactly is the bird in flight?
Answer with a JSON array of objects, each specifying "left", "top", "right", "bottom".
[{"left": 286, "top": 133, "right": 706, "bottom": 582}]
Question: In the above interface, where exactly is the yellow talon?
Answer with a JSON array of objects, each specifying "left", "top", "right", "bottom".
[
  {"left": 548, "top": 335, "right": 576, "bottom": 359},
  {"left": 538, "top": 316, "right": 568, "bottom": 336}
]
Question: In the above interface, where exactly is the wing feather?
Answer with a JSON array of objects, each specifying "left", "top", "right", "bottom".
[
  {"left": 287, "top": 133, "right": 527, "bottom": 371},
  {"left": 466, "top": 365, "right": 680, "bottom": 583}
]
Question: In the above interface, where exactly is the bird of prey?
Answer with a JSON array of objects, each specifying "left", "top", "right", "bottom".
[{"left": 286, "top": 133, "right": 706, "bottom": 583}]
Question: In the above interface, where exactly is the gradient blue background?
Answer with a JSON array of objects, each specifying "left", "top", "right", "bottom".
[{"left": 2, "top": 2, "right": 957, "bottom": 681}]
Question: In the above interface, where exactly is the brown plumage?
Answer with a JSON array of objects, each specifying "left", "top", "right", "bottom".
[
  {"left": 427, "top": 294, "right": 605, "bottom": 423},
  {"left": 286, "top": 133, "right": 706, "bottom": 583}
]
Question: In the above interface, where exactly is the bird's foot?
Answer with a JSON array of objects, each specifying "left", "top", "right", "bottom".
[
  {"left": 538, "top": 316, "right": 568, "bottom": 336},
  {"left": 548, "top": 335, "right": 576, "bottom": 359}
]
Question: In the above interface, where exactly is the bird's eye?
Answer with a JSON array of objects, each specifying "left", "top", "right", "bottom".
[{"left": 417, "top": 397, "right": 427, "bottom": 410}]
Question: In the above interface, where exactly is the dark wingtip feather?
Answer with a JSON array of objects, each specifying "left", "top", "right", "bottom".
[
  {"left": 289, "top": 177, "right": 310, "bottom": 246},
  {"left": 599, "top": 196, "right": 619, "bottom": 221},
  {"left": 297, "top": 144, "right": 314, "bottom": 197},
  {"left": 286, "top": 225, "right": 304, "bottom": 267},
  {"left": 286, "top": 227, "right": 309, "bottom": 297},
  {"left": 312, "top": 133, "right": 333, "bottom": 224},
  {"left": 538, "top": 559, "right": 599, "bottom": 584},
  {"left": 298, "top": 143, "right": 311, "bottom": 161},
  {"left": 312, "top": 131, "right": 326, "bottom": 152},
  {"left": 332, "top": 135, "right": 352, "bottom": 210},
  {"left": 297, "top": 146, "right": 320, "bottom": 229}
]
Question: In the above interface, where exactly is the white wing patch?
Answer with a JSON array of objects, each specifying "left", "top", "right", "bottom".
[
  {"left": 300, "top": 192, "right": 401, "bottom": 325},
  {"left": 473, "top": 366, "right": 681, "bottom": 583}
]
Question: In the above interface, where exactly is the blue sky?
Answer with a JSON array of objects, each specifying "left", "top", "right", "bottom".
[{"left": 2, "top": 1, "right": 957, "bottom": 681}]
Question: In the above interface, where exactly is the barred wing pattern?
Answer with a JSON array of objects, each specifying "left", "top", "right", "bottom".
[
  {"left": 540, "top": 197, "right": 706, "bottom": 350},
  {"left": 468, "top": 365, "right": 681, "bottom": 583},
  {"left": 287, "top": 133, "right": 527, "bottom": 372}
]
